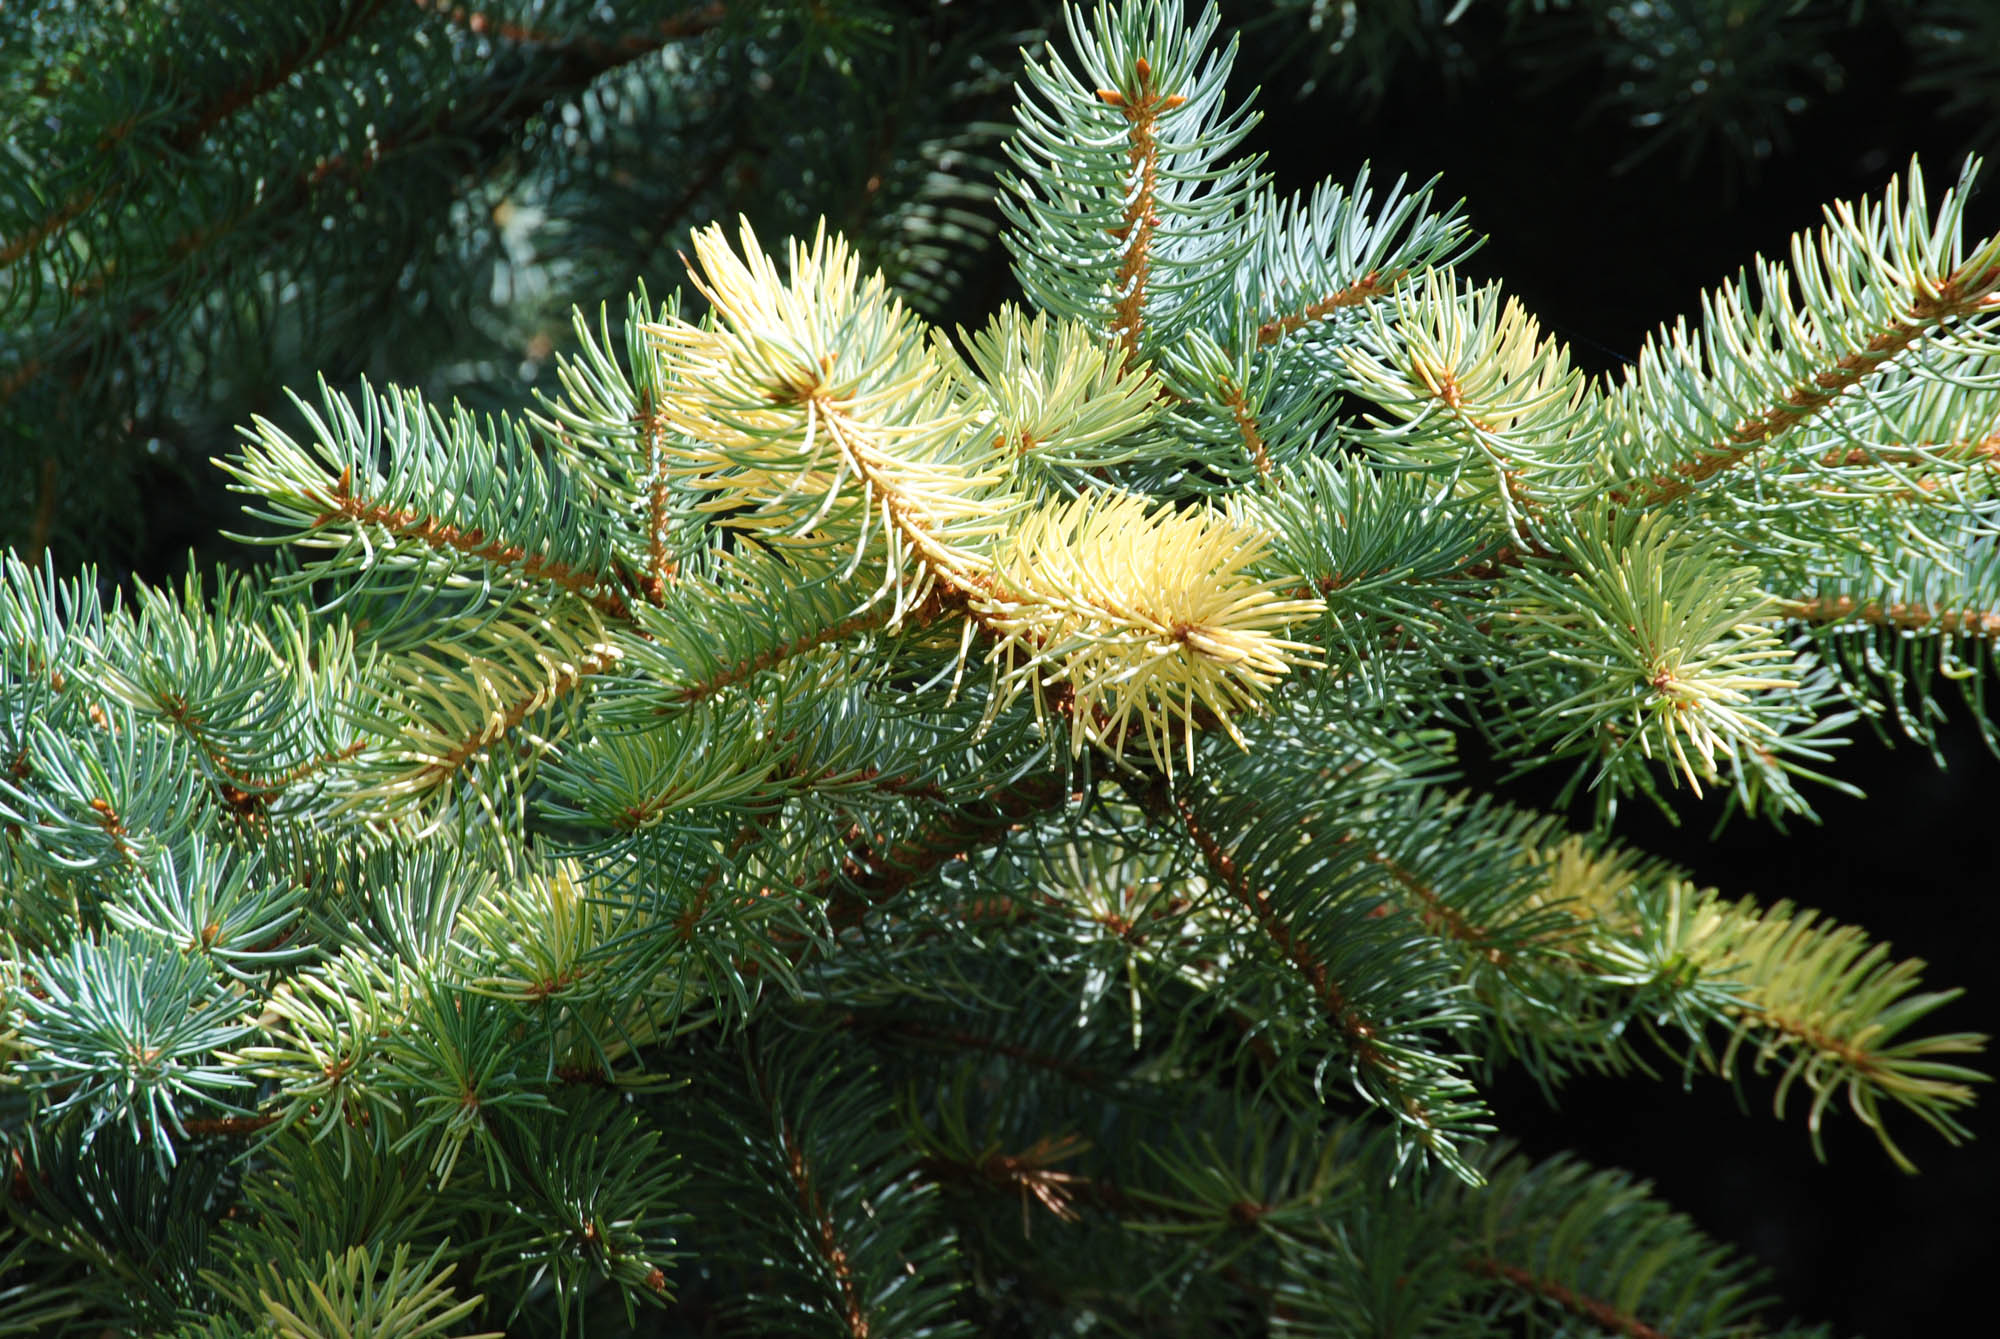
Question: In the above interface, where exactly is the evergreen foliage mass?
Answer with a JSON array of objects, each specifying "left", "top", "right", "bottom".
[
  {"left": 0, "top": 0, "right": 1054, "bottom": 575},
  {"left": 2, "top": 0, "right": 1994, "bottom": 1335}
]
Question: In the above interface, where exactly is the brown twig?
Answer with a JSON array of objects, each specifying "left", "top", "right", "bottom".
[
  {"left": 660, "top": 607, "right": 895, "bottom": 710},
  {"left": 1607, "top": 267, "right": 2000, "bottom": 509},
  {"left": 636, "top": 389, "right": 678, "bottom": 604},
  {"left": 1782, "top": 593, "right": 2000, "bottom": 640},
  {"left": 1462, "top": 1256, "right": 1671, "bottom": 1339},
  {"left": 313, "top": 466, "right": 634, "bottom": 620},
  {"left": 1215, "top": 374, "right": 1270, "bottom": 481},
  {"left": 1253, "top": 268, "right": 1405, "bottom": 349},
  {"left": 812, "top": 775, "right": 1073, "bottom": 933},
  {"left": 1137, "top": 780, "right": 1388, "bottom": 1070},
  {"left": 756, "top": 1080, "right": 871, "bottom": 1338},
  {"left": 1097, "top": 58, "right": 1185, "bottom": 373},
  {"left": 412, "top": 646, "right": 619, "bottom": 787}
]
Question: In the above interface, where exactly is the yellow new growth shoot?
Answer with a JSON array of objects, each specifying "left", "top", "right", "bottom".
[
  {"left": 979, "top": 492, "right": 1322, "bottom": 773},
  {"left": 643, "top": 219, "right": 1322, "bottom": 771},
  {"left": 643, "top": 220, "right": 1007, "bottom": 618}
]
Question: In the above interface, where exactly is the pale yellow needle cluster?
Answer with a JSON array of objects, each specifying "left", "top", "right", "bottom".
[
  {"left": 978, "top": 493, "right": 1323, "bottom": 772},
  {"left": 643, "top": 221, "right": 1008, "bottom": 614},
  {"left": 640, "top": 219, "right": 1324, "bottom": 771}
]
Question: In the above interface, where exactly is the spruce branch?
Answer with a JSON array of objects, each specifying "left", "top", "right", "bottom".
[
  {"left": 1002, "top": 0, "right": 1262, "bottom": 367},
  {"left": 222, "top": 382, "right": 639, "bottom": 624},
  {"left": 339, "top": 600, "right": 621, "bottom": 823},
  {"left": 1134, "top": 771, "right": 1491, "bottom": 1179},
  {"left": 1602, "top": 155, "right": 2000, "bottom": 511},
  {"left": 213, "top": 1240, "right": 499, "bottom": 1339},
  {"left": 412, "top": 0, "right": 725, "bottom": 60},
  {"left": 1340, "top": 270, "right": 1598, "bottom": 537},
  {"left": 1786, "top": 592, "right": 2000, "bottom": 639}
]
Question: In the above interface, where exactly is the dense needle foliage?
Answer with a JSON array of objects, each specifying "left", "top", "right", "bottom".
[{"left": 1, "top": 1, "right": 1993, "bottom": 1335}]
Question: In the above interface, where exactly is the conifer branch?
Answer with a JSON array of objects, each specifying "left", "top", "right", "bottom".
[
  {"left": 312, "top": 467, "right": 635, "bottom": 622},
  {"left": 410, "top": 645, "right": 620, "bottom": 791},
  {"left": 1803, "top": 428, "right": 2000, "bottom": 473},
  {"left": 659, "top": 608, "right": 897, "bottom": 710},
  {"left": 1611, "top": 280, "right": 2000, "bottom": 509},
  {"left": 411, "top": 0, "right": 724, "bottom": 57},
  {"left": 1215, "top": 373, "right": 1270, "bottom": 480},
  {"left": 636, "top": 390, "right": 677, "bottom": 606},
  {"left": 8, "top": 4, "right": 1995, "bottom": 1328},
  {"left": 815, "top": 775, "right": 1073, "bottom": 931},
  {"left": 773, "top": 1106, "right": 871, "bottom": 1339},
  {"left": 0, "top": 0, "right": 726, "bottom": 415},
  {"left": 1461, "top": 1255, "right": 1669, "bottom": 1339},
  {"left": 1780, "top": 593, "right": 2000, "bottom": 639},
  {"left": 1143, "top": 782, "right": 1392, "bottom": 1072},
  {"left": 1366, "top": 843, "right": 1511, "bottom": 967},
  {"left": 1604, "top": 158, "right": 2000, "bottom": 512}
]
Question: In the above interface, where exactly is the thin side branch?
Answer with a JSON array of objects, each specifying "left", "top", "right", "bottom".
[
  {"left": 1138, "top": 781, "right": 1388, "bottom": 1071},
  {"left": 1463, "top": 1255, "right": 1670, "bottom": 1339},
  {"left": 1097, "top": 57, "right": 1185, "bottom": 372},
  {"left": 811, "top": 776, "right": 1072, "bottom": 931},
  {"left": 637, "top": 389, "right": 678, "bottom": 605},
  {"left": 313, "top": 468, "right": 634, "bottom": 620},
  {"left": 753, "top": 1087, "right": 870, "bottom": 1339},
  {"left": 659, "top": 607, "right": 895, "bottom": 709},
  {"left": 0, "top": 0, "right": 395, "bottom": 274},
  {"left": 1215, "top": 374, "right": 1270, "bottom": 481},
  {"left": 412, "top": 645, "right": 619, "bottom": 788},
  {"left": 1782, "top": 593, "right": 2000, "bottom": 640},
  {"left": 1610, "top": 270, "right": 2000, "bottom": 509},
  {"left": 1253, "top": 268, "right": 1404, "bottom": 348},
  {"left": 411, "top": 0, "right": 724, "bottom": 61}
]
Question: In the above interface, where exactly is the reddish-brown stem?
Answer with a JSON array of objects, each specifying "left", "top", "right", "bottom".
[
  {"left": 635, "top": 389, "right": 678, "bottom": 604},
  {"left": 1142, "top": 782, "right": 1387, "bottom": 1070},
  {"left": 762, "top": 1097, "right": 870, "bottom": 1338},
  {"left": 1253, "top": 268, "right": 1405, "bottom": 348},
  {"left": 1362, "top": 846, "right": 1511, "bottom": 967},
  {"left": 661, "top": 607, "right": 895, "bottom": 710},
  {"left": 413, "top": 647, "right": 619, "bottom": 787},
  {"left": 86, "top": 796, "right": 137, "bottom": 865},
  {"left": 1098, "top": 58, "right": 1185, "bottom": 372},
  {"left": 181, "top": 1114, "right": 279, "bottom": 1138},
  {"left": 916, "top": 1136, "right": 1090, "bottom": 1223},
  {"left": 1463, "top": 1256, "right": 1671, "bottom": 1339},
  {"left": 809, "top": 776, "right": 1073, "bottom": 932},
  {"left": 1607, "top": 268, "right": 2000, "bottom": 509},
  {"left": 269, "top": 738, "right": 372, "bottom": 791},
  {"left": 1806, "top": 430, "right": 2000, "bottom": 472},
  {"left": 313, "top": 468, "right": 633, "bottom": 620},
  {"left": 1216, "top": 374, "right": 1270, "bottom": 480},
  {"left": 1783, "top": 593, "right": 2000, "bottom": 640},
  {"left": 673, "top": 822, "right": 765, "bottom": 941}
]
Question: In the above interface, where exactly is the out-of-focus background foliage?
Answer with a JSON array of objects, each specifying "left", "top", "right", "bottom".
[{"left": 3, "top": 1, "right": 1994, "bottom": 1331}]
